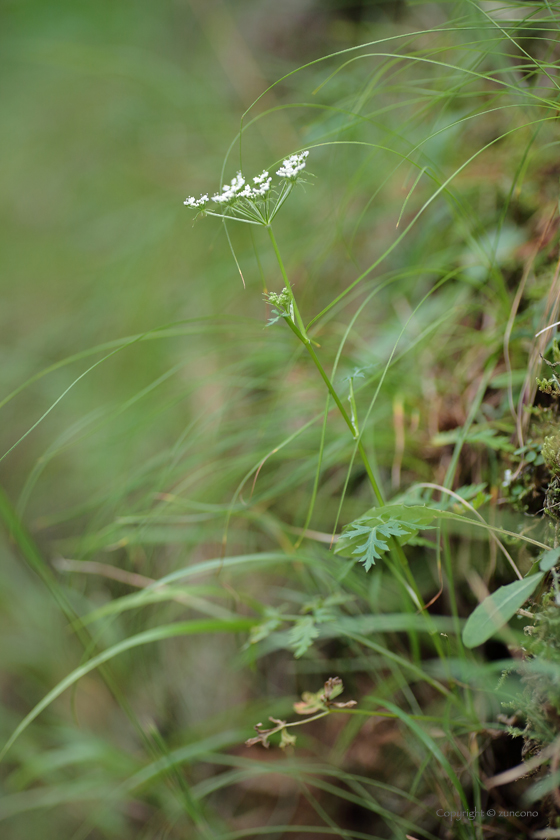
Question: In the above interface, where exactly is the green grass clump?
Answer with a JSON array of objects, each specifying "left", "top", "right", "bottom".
[{"left": 4, "top": 1, "right": 560, "bottom": 838}]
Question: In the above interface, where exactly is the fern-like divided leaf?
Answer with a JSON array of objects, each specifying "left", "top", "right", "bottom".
[
  {"left": 289, "top": 616, "right": 319, "bottom": 658},
  {"left": 347, "top": 520, "right": 412, "bottom": 571},
  {"left": 335, "top": 505, "right": 437, "bottom": 571},
  {"left": 266, "top": 308, "right": 288, "bottom": 327}
]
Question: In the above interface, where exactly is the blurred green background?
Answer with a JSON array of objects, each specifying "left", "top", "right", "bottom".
[
  {"left": 1, "top": 3, "right": 424, "bottom": 837},
  {"left": 0, "top": 0, "right": 407, "bottom": 511}
]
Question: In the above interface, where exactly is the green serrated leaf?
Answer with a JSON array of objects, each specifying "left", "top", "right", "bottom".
[
  {"left": 462, "top": 573, "right": 544, "bottom": 648},
  {"left": 335, "top": 505, "right": 437, "bottom": 570},
  {"left": 351, "top": 520, "right": 412, "bottom": 571},
  {"left": 289, "top": 616, "right": 319, "bottom": 658},
  {"left": 266, "top": 308, "right": 288, "bottom": 327}
]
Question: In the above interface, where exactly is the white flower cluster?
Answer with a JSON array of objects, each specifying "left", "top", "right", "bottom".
[
  {"left": 276, "top": 150, "right": 309, "bottom": 181},
  {"left": 184, "top": 193, "right": 209, "bottom": 208},
  {"left": 183, "top": 152, "right": 310, "bottom": 216},
  {"left": 212, "top": 172, "right": 248, "bottom": 205},
  {"left": 250, "top": 170, "right": 272, "bottom": 196},
  {"left": 184, "top": 169, "right": 273, "bottom": 209}
]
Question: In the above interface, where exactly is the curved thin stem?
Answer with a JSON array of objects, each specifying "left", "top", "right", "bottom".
[
  {"left": 284, "top": 317, "right": 385, "bottom": 506},
  {"left": 267, "top": 226, "right": 308, "bottom": 339}
]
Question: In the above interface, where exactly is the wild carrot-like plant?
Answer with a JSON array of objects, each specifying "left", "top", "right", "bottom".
[{"left": 5, "top": 3, "right": 560, "bottom": 839}]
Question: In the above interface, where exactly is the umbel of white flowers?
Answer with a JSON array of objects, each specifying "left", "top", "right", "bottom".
[{"left": 183, "top": 151, "right": 310, "bottom": 225}]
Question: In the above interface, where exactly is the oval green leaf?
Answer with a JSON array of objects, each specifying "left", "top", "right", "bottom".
[
  {"left": 540, "top": 548, "right": 560, "bottom": 572},
  {"left": 462, "top": 573, "right": 544, "bottom": 649}
]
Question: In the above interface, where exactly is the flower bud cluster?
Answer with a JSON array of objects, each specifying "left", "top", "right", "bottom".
[{"left": 267, "top": 288, "right": 291, "bottom": 309}]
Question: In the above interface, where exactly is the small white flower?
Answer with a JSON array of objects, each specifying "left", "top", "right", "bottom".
[
  {"left": 211, "top": 171, "right": 273, "bottom": 203},
  {"left": 212, "top": 171, "right": 247, "bottom": 204},
  {"left": 212, "top": 191, "right": 230, "bottom": 204},
  {"left": 252, "top": 176, "right": 272, "bottom": 196},
  {"left": 276, "top": 151, "right": 309, "bottom": 181},
  {"left": 183, "top": 193, "right": 209, "bottom": 208},
  {"left": 184, "top": 157, "right": 308, "bottom": 220},
  {"left": 229, "top": 172, "right": 246, "bottom": 193}
]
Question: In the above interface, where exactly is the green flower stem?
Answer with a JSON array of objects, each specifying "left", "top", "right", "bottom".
[
  {"left": 267, "top": 234, "right": 442, "bottom": 644},
  {"left": 296, "top": 330, "right": 444, "bottom": 657},
  {"left": 267, "top": 225, "right": 383, "bottom": 504},
  {"left": 286, "top": 706, "right": 447, "bottom": 729},
  {"left": 252, "top": 704, "right": 453, "bottom": 747},
  {"left": 307, "top": 344, "right": 386, "bottom": 507},
  {"left": 267, "top": 226, "right": 308, "bottom": 339},
  {"left": 284, "top": 317, "right": 384, "bottom": 507},
  {"left": 283, "top": 321, "right": 441, "bottom": 642},
  {"left": 204, "top": 210, "right": 262, "bottom": 225}
]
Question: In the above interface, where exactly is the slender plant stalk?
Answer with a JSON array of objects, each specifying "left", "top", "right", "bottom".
[
  {"left": 270, "top": 231, "right": 448, "bottom": 661},
  {"left": 282, "top": 310, "right": 385, "bottom": 506},
  {"left": 267, "top": 225, "right": 308, "bottom": 339}
]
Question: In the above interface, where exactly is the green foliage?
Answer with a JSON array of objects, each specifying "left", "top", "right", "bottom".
[
  {"left": 432, "top": 427, "right": 515, "bottom": 452},
  {"left": 246, "top": 678, "right": 356, "bottom": 748},
  {"left": 462, "top": 574, "right": 544, "bottom": 649},
  {"left": 3, "top": 0, "right": 560, "bottom": 837},
  {"left": 542, "top": 434, "right": 560, "bottom": 475},
  {"left": 248, "top": 609, "right": 284, "bottom": 646},
  {"left": 343, "top": 519, "right": 412, "bottom": 570},
  {"left": 265, "top": 288, "right": 294, "bottom": 327},
  {"left": 251, "top": 594, "right": 350, "bottom": 658},
  {"left": 336, "top": 505, "right": 437, "bottom": 570},
  {"left": 499, "top": 581, "right": 560, "bottom": 805},
  {"left": 289, "top": 616, "right": 320, "bottom": 658},
  {"left": 540, "top": 548, "right": 560, "bottom": 573},
  {"left": 395, "top": 483, "right": 491, "bottom": 512},
  {"left": 536, "top": 376, "right": 560, "bottom": 397}
]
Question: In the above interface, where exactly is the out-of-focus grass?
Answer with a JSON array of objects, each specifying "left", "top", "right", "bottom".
[
  {"left": 2, "top": 0, "right": 560, "bottom": 837},
  {"left": 1, "top": 0, "right": 298, "bottom": 499}
]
